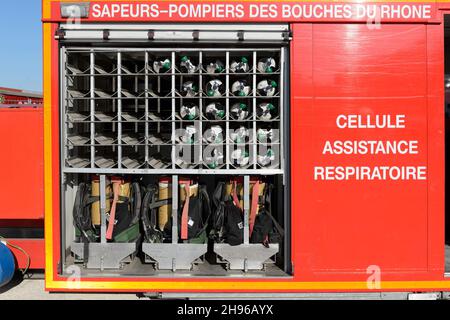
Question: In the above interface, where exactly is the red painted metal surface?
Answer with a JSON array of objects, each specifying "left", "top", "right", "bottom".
[
  {"left": 6, "top": 239, "right": 45, "bottom": 270},
  {"left": 291, "top": 23, "right": 444, "bottom": 281},
  {"left": 46, "top": 1, "right": 440, "bottom": 23},
  {"left": 0, "top": 107, "right": 44, "bottom": 220}
]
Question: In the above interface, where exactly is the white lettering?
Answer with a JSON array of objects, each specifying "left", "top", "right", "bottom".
[
  {"left": 336, "top": 115, "right": 347, "bottom": 129},
  {"left": 336, "top": 115, "right": 406, "bottom": 129},
  {"left": 88, "top": 3, "right": 433, "bottom": 20},
  {"left": 314, "top": 167, "right": 325, "bottom": 180},
  {"left": 322, "top": 140, "right": 419, "bottom": 155},
  {"left": 314, "top": 166, "right": 427, "bottom": 181},
  {"left": 92, "top": 4, "right": 101, "bottom": 18}
]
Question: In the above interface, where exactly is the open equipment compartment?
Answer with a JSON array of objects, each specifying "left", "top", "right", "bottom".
[
  {"left": 59, "top": 24, "right": 291, "bottom": 277},
  {"left": 446, "top": 15, "right": 450, "bottom": 275}
]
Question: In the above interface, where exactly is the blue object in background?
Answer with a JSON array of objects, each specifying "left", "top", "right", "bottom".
[{"left": 0, "top": 242, "right": 15, "bottom": 288}]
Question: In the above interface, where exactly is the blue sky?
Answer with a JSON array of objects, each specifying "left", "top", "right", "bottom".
[{"left": 0, "top": 1, "right": 42, "bottom": 92}]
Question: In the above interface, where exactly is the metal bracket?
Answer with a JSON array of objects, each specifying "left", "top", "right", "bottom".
[
  {"left": 143, "top": 243, "right": 207, "bottom": 271},
  {"left": 100, "top": 175, "right": 107, "bottom": 244},
  {"left": 103, "top": 29, "right": 110, "bottom": 41},
  {"left": 214, "top": 243, "right": 279, "bottom": 271},
  {"left": 192, "top": 30, "right": 200, "bottom": 41},
  {"left": 282, "top": 31, "right": 292, "bottom": 41},
  {"left": 71, "top": 241, "right": 138, "bottom": 270}
]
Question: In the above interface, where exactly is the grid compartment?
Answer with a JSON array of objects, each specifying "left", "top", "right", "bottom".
[{"left": 63, "top": 48, "right": 285, "bottom": 175}]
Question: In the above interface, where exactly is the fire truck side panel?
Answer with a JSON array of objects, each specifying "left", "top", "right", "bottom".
[
  {"left": 42, "top": 0, "right": 449, "bottom": 292},
  {"left": 0, "top": 107, "right": 44, "bottom": 220},
  {"left": 291, "top": 23, "right": 444, "bottom": 281}
]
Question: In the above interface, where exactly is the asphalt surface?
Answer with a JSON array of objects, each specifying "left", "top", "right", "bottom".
[
  {"left": 2, "top": 246, "right": 450, "bottom": 300},
  {"left": 0, "top": 273, "right": 141, "bottom": 300}
]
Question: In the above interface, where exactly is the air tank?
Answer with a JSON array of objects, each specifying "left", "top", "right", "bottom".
[{"left": 0, "top": 242, "right": 15, "bottom": 288}]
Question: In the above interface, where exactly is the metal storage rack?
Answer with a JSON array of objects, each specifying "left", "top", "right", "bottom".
[
  {"left": 62, "top": 48, "right": 285, "bottom": 175},
  {"left": 62, "top": 46, "right": 287, "bottom": 271}
]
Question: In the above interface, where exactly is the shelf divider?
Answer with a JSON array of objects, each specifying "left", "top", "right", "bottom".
[
  {"left": 243, "top": 175, "right": 250, "bottom": 246},
  {"left": 171, "top": 51, "right": 176, "bottom": 169},
  {"left": 225, "top": 51, "right": 230, "bottom": 170},
  {"left": 90, "top": 50, "right": 96, "bottom": 168},
  {"left": 100, "top": 175, "right": 107, "bottom": 245},
  {"left": 172, "top": 175, "right": 179, "bottom": 245},
  {"left": 145, "top": 51, "right": 150, "bottom": 165},
  {"left": 253, "top": 51, "right": 258, "bottom": 170},
  {"left": 199, "top": 51, "right": 203, "bottom": 167},
  {"left": 280, "top": 48, "right": 285, "bottom": 174},
  {"left": 117, "top": 51, "right": 123, "bottom": 169}
]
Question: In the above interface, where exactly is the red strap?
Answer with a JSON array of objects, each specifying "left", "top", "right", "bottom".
[
  {"left": 232, "top": 181, "right": 241, "bottom": 210},
  {"left": 249, "top": 181, "right": 260, "bottom": 237},
  {"left": 181, "top": 181, "right": 190, "bottom": 240},
  {"left": 106, "top": 181, "right": 121, "bottom": 240}
]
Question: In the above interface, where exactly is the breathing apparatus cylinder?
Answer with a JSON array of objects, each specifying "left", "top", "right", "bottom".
[
  {"left": 206, "top": 60, "right": 225, "bottom": 74},
  {"left": 257, "top": 57, "right": 277, "bottom": 74},
  {"left": 158, "top": 178, "right": 172, "bottom": 231},
  {"left": 91, "top": 177, "right": 112, "bottom": 227},
  {"left": 153, "top": 58, "right": 171, "bottom": 73},
  {"left": 230, "top": 57, "right": 250, "bottom": 73},
  {"left": 180, "top": 56, "right": 199, "bottom": 74}
]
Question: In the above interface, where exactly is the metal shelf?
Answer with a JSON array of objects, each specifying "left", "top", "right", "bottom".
[
  {"left": 67, "top": 72, "right": 282, "bottom": 77},
  {"left": 62, "top": 168, "right": 284, "bottom": 175}
]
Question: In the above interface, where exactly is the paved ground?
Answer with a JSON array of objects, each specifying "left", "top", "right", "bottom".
[
  {"left": 0, "top": 274, "right": 141, "bottom": 300},
  {"left": 2, "top": 246, "right": 450, "bottom": 300}
]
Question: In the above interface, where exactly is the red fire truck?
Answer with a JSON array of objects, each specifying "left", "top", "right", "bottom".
[
  {"left": 0, "top": 88, "right": 44, "bottom": 274},
  {"left": 22, "top": 0, "right": 450, "bottom": 298},
  {"left": 0, "top": 87, "right": 43, "bottom": 105}
]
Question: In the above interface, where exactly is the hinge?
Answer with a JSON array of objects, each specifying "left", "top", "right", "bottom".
[
  {"left": 283, "top": 31, "right": 293, "bottom": 41},
  {"left": 57, "top": 261, "right": 63, "bottom": 275},
  {"left": 55, "top": 29, "right": 66, "bottom": 40},
  {"left": 192, "top": 30, "right": 200, "bottom": 41}
]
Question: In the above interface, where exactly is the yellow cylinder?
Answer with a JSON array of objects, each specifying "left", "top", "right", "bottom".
[
  {"left": 226, "top": 180, "right": 265, "bottom": 214},
  {"left": 91, "top": 179, "right": 112, "bottom": 226},
  {"left": 158, "top": 180, "right": 172, "bottom": 231},
  {"left": 225, "top": 182, "right": 233, "bottom": 197},
  {"left": 117, "top": 182, "right": 131, "bottom": 203},
  {"left": 179, "top": 181, "right": 198, "bottom": 203}
]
